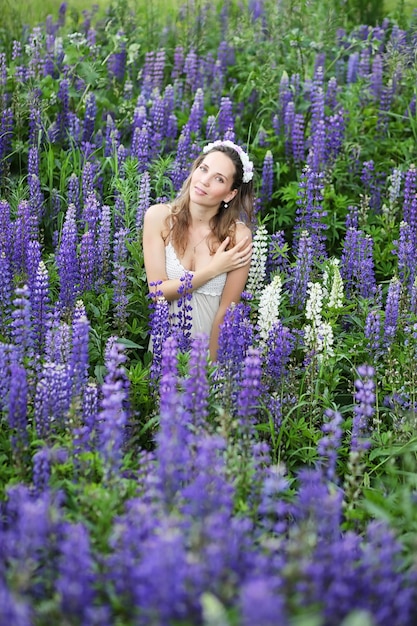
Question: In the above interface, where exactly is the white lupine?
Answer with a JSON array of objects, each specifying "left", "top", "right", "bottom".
[
  {"left": 303, "top": 282, "right": 334, "bottom": 360},
  {"left": 323, "top": 258, "right": 344, "bottom": 310},
  {"left": 305, "top": 281, "right": 324, "bottom": 323},
  {"left": 246, "top": 223, "right": 269, "bottom": 295},
  {"left": 257, "top": 274, "right": 282, "bottom": 342}
]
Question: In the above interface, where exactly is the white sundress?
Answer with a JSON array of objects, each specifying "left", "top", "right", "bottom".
[{"left": 165, "top": 241, "right": 227, "bottom": 338}]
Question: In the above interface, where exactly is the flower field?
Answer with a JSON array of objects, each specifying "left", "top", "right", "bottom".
[{"left": 1, "top": 0, "right": 417, "bottom": 623}]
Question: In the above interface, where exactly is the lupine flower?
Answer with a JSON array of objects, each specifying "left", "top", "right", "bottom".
[
  {"left": 67, "top": 173, "right": 81, "bottom": 219},
  {"left": 82, "top": 190, "right": 100, "bottom": 236},
  {"left": 97, "top": 203, "right": 112, "bottom": 285},
  {"left": 112, "top": 228, "right": 129, "bottom": 331},
  {"left": 34, "top": 362, "right": 72, "bottom": 439},
  {"left": 264, "top": 321, "right": 295, "bottom": 384},
  {"left": 79, "top": 230, "right": 96, "bottom": 293},
  {"left": 11, "top": 285, "right": 34, "bottom": 364},
  {"left": 12, "top": 200, "right": 38, "bottom": 276},
  {"left": 218, "top": 95, "right": 235, "bottom": 136},
  {"left": 69, "top": 302, "right": 90, "bottom": 397},
  {"left": 383, "top": 275, "right": 401, "bottom": 347},
  {"left": 0, "top": 585, "right": 32, "bottom": 626},
  {"left": 395, "top": 221, "right": 417, "bottom": 287},
  {"left": 259, "top": 150, "right": 274, "bottom": 209},
  {"left": 322, "top": 257, "right": 344, "bottom": 310},
  {"left": 293, "top": 165, "right": 327, "bottom": 261},
  {"left": 7, "top": 363, "right": 28, "bottom": 459},
  {"left": 30, "top": 260, "right": 51, "bottom": 354},
  {"left": 136, "top": 171, "right": 151, "bottom": 230},
  {"left": 303, "top": 281, "right": 335, "bottom": 361},
  {"left": 56, "top": 522, "right": 96, "bottom": 622},
  {"left": 365, "top": 308, "right": 382, "bottom": 356},
  {"left": 246, "top": 224, "right": 269, "bottom": 295},
  {"left": 265, "top": 230, "right": 289, "bottom": 279},
  {"left": 0, "top": 251, "right": 13, "bottom": 333},
  {"left": 184, "top": 48, "right": 199, "bottom": 93},
  {"left": 82, "top": 92, "right": 96, "bottom": 143},
  {"left": 98, "top": 337, "right": 130, "bottom": 480},
  {"left": 340, "top": 228, "right": 377, "bottom": 300},
  {"left": 172, "top": 125, "right": 193, "bottom": 190},
  {"left": 56, "top": 204, "right": 80, "bottom": 312},
  {"left": 148, "top": 286, "right": 171, "bottom": 385},
  {"left": 289, "top": 230, "right": 313, "bottom": 309},
  {"left": 402, "top": 163, "right": 417, "bottom": 228},
  {"left": 240, "top": 578, "right": 288, "bottom": 626},
  {"left": 292, "top": 112, "right": 305, "bottom": 163},
  {"left": 182, "top": 333, "right": 210, "bottom": 431},
  {"left": 171, "top": 271, "right": 193, "bottom": 352},
  {"left": 351, "top": 364, "right": 375, "bottom": 451},
  {"left": 236, "top": 347, "right": 262, "bottom": 434},
  {"left": 257, "top": 274, "right": 282, "bottom": 343},
  {"left": 317, "top": 408, "right": 343, "bottom": 482}
]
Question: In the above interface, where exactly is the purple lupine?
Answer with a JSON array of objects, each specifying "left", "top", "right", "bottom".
[
  {"left": 402, "top": 164, "right": 417, "bottom": 229},
  {"left": 158, "top": 334, "right": 179, "bottom": 412},
  {"left": 383, "top": 276, "right": 401, "bottom": 347},
  {"left": 340, "top": 228, "right": 376, "bottom": 300},
  {"left": 310, "top": 65, "right": 325, "bottom": 137},
  {"left": 307, "top": 118, "right": 326, "bottom": 172},
  {"left": 34, "top": 362, "right": 72, "bottom": 440},
  {"left": 136, "top": 171, "right": 151, "bottom": 231},
  {"left": 97, "top": 203, "right": 112, "bottom": 285},
  {"left": 0, "top": 343, "right": 16, "bottom": 414},
  {"left": 108, "top": 41, "right": 127, "bottom": 82},
  {"left": 218, "top": 95, "right": 235, "bottom": 136},
  {"left": 32, "top": 446, "right": 52, "bottom": 494},
  {"left": 317, "top": 408, "right": 343, "bottom": 482},
  {"left": 7, "top": 363, "right": 28, "bottom": 459},
  {"left": 148, "top": 289, "right": 171, "bottom": 386},
  {"left": 67, "top": 173, "right": 81, "bottom": 220},
  {"left": 351, "top": 364, "right": 375, "bottom": 451},
  {"left": 56, "top": 204, "right": 80, "bottom": 312},
  {"left": 289, "top": 230, "right": 313, "bottom": 309},
  {"left": 265, "top": 230, "right": 289, "bottom": 280},
  {"left": 325, "top": 108, "right": 346, "bottom": 166},
  {"left": 264, "top": 320, "right": 295, "bottom": 384},
  {"left": 171, "top": 45, "right": 184, "bottom": 80},
  {"left": 184, "top": 48, "right": 199, "bottom": 93},
  {"left": 31, "top": 260, "right": 52, "bottom": 354},
  {"left": 259, "top": 150, "right": 274, "bottom": 210},
  {"left": 77, "top": 381, "right": 99, "bottom": 453},
  {"left": 112, "top": 228, "right": 129, "bottom": 331},
  {"left": 0, "top": 584, "right": 32, "bottom": 626},
  {"left": 0, "top": 251, "right": 13, "bottom": 333},
  {"left": 82, "top": 160, "right": 97, "bottom": 204},
  {"left": 361, "top": 160, "right": 384, "bottom": 212},
  {"left": 56, "top": 78, "right": 70, "bottom": 143},
  {"left": 364, "top": 308, "right": 382, "bottom": 357},
  {"left": 182, "top": 333, "right": 210, "bottom": 431},
  {"left": 79, "top": 230, "right": 96, "bottom": 293},
  {"left": 171, "top": 271, "right": 193, "bottom": 353},
  {"left": 98, "top": 337, "right": 130, "bottom": 480},
  {"left": 68, "top": 303, "right": 90, "bottom": 397},
  {"left": 0, "top": 199, "right": 12, "bottom": 260},
  {"left": 395, "top": 220, "right": 417, "bottom": 287},
  {"left": 82, "top": 190, "right": 100, "bottom": 236},
  {"left": 82, "top": 92, "right": 96, "bottom": 144},
  {"left": 187, "top": 87, "right": 205, "bottom": 136},
  {"left": 11, "top": 285, "right": 33, "bottom": 364},
  {"left": 236, "top": 347, "right": 262, "bottom": 434},
  {"left": 12, "top": 200, "right": 38, "bottom": 276},
  {"left": 131, "top": 125, "right": 150, "bottom": 174},
  {"left": 240, "top": 578, "right": 288, "bottom": 626},
  {"left": 292, "top": 112, "right": 305, "bottom": 163},
  {"left": 56, "top": 522, "right": 96, "bottom": 622},
  {"left": 172, "top": 125, "right": 193, "bottom": 190},
  {"left": 293, "top": 165, "right": 327, "bottom": 262},
  {"left": 26, "top": 239, "right": 42, "bottom": 293}
]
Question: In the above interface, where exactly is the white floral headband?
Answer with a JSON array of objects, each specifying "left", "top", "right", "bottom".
[{"left": 202, "top": 140, "right": 254, "bottom": 183}]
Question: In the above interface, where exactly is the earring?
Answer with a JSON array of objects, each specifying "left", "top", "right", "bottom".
[{"left": 223, "top": 202, "right": 229, "bottom": 209}]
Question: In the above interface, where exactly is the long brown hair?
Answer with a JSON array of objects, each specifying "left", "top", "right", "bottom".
[{"left": 166, "top": 144, "right": 255, "bottom": 255}]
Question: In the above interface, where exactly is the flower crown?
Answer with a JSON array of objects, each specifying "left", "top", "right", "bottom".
[{"left": 203, "top": 140, "right": 254, "bottom": 183}]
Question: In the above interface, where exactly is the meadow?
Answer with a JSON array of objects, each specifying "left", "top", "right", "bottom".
[{"left": 1, "top": 0, "right": 417, "bottom": 624}]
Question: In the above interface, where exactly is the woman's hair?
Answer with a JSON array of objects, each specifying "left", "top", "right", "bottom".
[{"left": 166, "top": 144, "right": 255, "bottom": 254}]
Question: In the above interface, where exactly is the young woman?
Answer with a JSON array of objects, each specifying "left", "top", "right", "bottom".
[{"left": 143, "top": 140, "right": 255, "bottom": 360}]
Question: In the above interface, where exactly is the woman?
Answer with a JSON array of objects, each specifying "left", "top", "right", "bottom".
[{"left": 143, "top": 140, "right": 254, "bottom": 360}]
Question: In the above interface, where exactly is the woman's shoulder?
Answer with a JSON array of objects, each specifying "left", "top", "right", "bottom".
[
  {"left": 235, "top": 220, "right": 252, "bottom": 240},
  {"left": 144, "top": 202, "right": 172, "bottom": 224}
]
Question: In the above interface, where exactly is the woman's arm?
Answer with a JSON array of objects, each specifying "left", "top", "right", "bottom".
[
  {"left": 209, "top": 223, "right": 253, "bottom": 360},
  {"left": 143, "top": 204, "right": 253, "bottom": 302}
]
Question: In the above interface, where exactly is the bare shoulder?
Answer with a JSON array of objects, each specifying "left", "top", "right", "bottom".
[
  {"left": 235, "top": 220, "right": 252, "bottom": 241},
  {"left": 144, "top": 202, "right": 171, "bottom": 222}
]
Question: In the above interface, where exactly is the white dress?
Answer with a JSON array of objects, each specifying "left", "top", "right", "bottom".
[{"left": 165, "top": 241, "right": 227, "bottom": 337}]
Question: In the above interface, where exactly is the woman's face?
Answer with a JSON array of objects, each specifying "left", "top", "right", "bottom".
[{"left": 189, "top": 151, "right": 238, "bottom": 207}]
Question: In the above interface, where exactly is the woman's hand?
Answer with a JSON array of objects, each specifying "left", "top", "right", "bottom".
[{"left": 208, "top": 236, "right": 253, "bottom": 276}]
